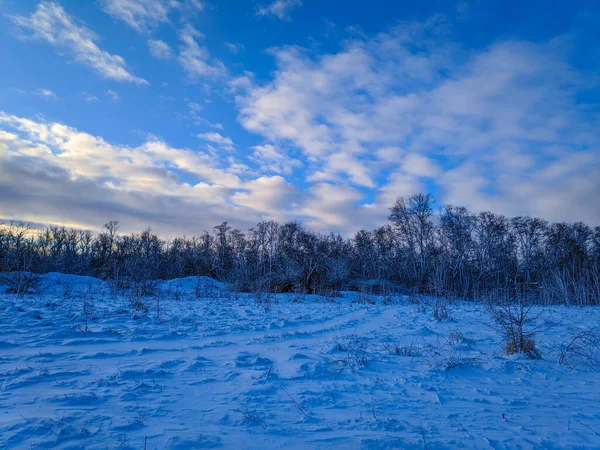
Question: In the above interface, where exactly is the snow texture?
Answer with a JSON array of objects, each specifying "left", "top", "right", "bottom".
[{"left": 0, "top": 273, "right": 599, "bottom": 449}]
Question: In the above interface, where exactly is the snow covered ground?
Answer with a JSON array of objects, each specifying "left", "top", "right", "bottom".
[{"left": 1, "top": 274, "right": 599, "bottom": 449}]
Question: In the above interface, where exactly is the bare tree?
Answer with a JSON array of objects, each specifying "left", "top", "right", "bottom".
[
  {"left": 487, "top": 293, "right": 542, "bottom": 359},
  {"left": 0, "top": 222, "right": 38, "bottom": 296},
  {"left": 389, "top": 193, "right": 435, "bottom": 291},
  {"left": 0, "top": 192, "right": 598, "bottom": 306}
]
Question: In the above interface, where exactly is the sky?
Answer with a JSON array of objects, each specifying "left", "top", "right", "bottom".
[{"left": 0, "top": 0, "right": 599, "bottom": 236}]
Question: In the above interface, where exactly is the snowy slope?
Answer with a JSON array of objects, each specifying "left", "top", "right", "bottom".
[{"left": 0, "top": 274, "right": 599, "bottom": 449}]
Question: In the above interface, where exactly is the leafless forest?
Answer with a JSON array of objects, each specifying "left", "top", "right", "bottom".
[{"left": 2, "top": 193, "right": 599, "bottom": 306}]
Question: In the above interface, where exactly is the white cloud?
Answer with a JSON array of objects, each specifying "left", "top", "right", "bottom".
[
  {"left": 229, "top": 73, "right": 253, "bottom": 92},
  {"left": 148, "top": 39, "right": 173, "bottom": 59},
  {"left": 0, "top": 111, "right": 399, "bottom": 235},
  {"left": 101, "top": 0, "right": 169, "bottom": 32},
  {"left": 83, "top": 93, "right": 99, "bottom": 102},
  {"left": 0, "top": 112, "right": 241, "bottom": 197},
  {"left": 196, "top": 132, "right": 234, "bottom": 150},
  {"left": 177, "top": 25, "right": 227, "bottom": 81},
  {"left": 35, "top": 88, "right": 57, "bottom": 99},
  {"left": 106, "top": 90, "right": 120, "bottom": 102},
  {"left": 186, "top": 98, "right": 203, "bottom": 114},
  {"left": 225, "top": 42, "right": 245, "bottom": 53},
  {"left": 3, "top": 14, "right": 599, "bottom": 233},
  {"left": 382, "top": 174, "right": 424, "bottom": 206},
  {"left": 0, "top": 111, "right": 254, "bottom": 234},
  {"left": 257, "top": 0, "right": 302, "bottom": 20},
  {"left": 250, "top": 144, "right": 302, "bottom": 175},
  {"left": 100, "top": 0, "right": 204, "bottom": 32},
  {"left": 12, "top": 2, "right": 148, "bottom": 85},
  {"left": 235, "top": 22, "right": 600, "bottom": 226},
  {"left": 402, "top": 153, "right": 441, "bottom": 178},
  {"left": 301, "top": 183, "right": 373, "bottom": 233},
  {"left": 231, "top": 176, "right": 298, "bottom": 222},
  {"left": 183, "top": 99, "right": 224, "bottom": 130}
]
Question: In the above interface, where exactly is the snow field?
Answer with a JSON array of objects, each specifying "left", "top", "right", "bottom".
[{"left": 0, "top": 273, "right": 599, "bottom": 449}]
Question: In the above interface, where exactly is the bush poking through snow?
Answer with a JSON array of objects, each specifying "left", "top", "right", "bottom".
[
  {"left": 127, "top": 289, "right": 149, "bottom": 315},
  {"left": 559, "top": 328, "right": 600, "bottom": 369},
  {"left": 409, "top": 294, "right": 450, "bottom": 319},
  {"left": 237, "top": 408, "right": 266, "bottom": 429},
  {"left": 2, "top": 271, "right": 39, "bottom": 296},
  {"left": 330, "top": 335, "right": 372, "bottom": 369},
  {"left": 353, "top": 288, "right": 376, "bottom": 305},
  {"left": 81, "top": 285, "right": 94, "bottom": 334},
  {"left": 433, "top": 297, "right": 450, "bottom": 321},
  {"left": 487, "top": 295, "right": 542, "bottom": 359},
  {"left": 381, "top": 339, "right": 423, "bottom": 357},
  {"left": 254, "top": 291, "right": 273, "bottom": 313},
  {"left": 446, "top": 328, "right": 475, "bottom": 350},
  {"left": 425, "top": 329, "right": 480, "bottom": 370},
  {"left": 430, "top": 352, "right": 479, "bottom": 371}
]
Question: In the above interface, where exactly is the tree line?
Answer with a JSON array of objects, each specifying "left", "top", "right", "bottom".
[{"left": 1, "top": 193, "right": 599, "bottom": 305}]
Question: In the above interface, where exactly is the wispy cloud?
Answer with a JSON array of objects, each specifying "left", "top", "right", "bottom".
[
  {"left": 100, "top": 0, "right": 204, "bottom": 33},
  {"left": 106, "top": 90, "right": 120, "bottom": 101},
  {"left": 186, "top": 98, "right": 203, "bottom": 114},
  {"left": 11, "top": 2, "right": 147, "bottom": 85},
  {"left": 178, "top": 25, "right": 227, "bottom": 81},
  {"left": 236, "top": 21, "right": 600, "bottom": 226},
  {"left": 35, "top": 88, "right": 57, "bottom": 99},
  {"left": 0, "top": 111, "right": 319, "bottom": 234},
  {"left": 225, "top": 42, "right": 245, "bottom": 53},
  {"left": 196, "top": 132, "right": 234, "bottom": 150},
  {"left": 148, "top": 39, "right": 174, "bottom": 59},
  {"left": 257, "top": 0, "right": 302, "bottom": 20},
  {"left": 83, "top": 93, "right": 99, "bottom": 102},
  {"left": 250, "top": 144, "right": 302, "bottom": 175},
  {"left": 182, "top": 99, "right": 224, "bottom": 130}
]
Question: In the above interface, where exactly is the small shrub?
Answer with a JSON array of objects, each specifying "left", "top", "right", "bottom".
[
  {"left": 254, "top": 291, "right": 272, "bottom": 313},
  {"left": 238, "top": 409, "right": 266, "bottom": 429},
  {"left": 426, "top": 347, "right": 479, "bottom": 371},
  {"left": 169, "top": 281, "right": 182, "bottom": 301},
  {"left": 353, "top": 290, "right": 376, "bottom": 305},
  {"left": 61, "top": 276, "right": 73, "bottom": 298},
  {"left": 2, "top": 271, "right": 39, "bottom": 296},
  {"left": 331, "top": 335, "right": 372, "bottom": 369},
  {"left": 82, "top": 286, "right": 94, "bottom": 334},
  {"left": 128, "top": 291, "right": 149, "bottom": 314},
  {"left": 382, "top": 340, "right": 422, "bottom": 357},
  {"left": 446, "top": 329, "right": 466, "bottom": 347},
  {"left": 433, "top": 297, "right": 449, "bottom": 321},
  {"left": 487, "top": 296, "right": 542, "bottom": 359},
  {"left": 559, "top": 328, "right": 600, "bottom": 369},
  {"left": 432, "top": 354, "right": 479, "bottom": 371},
  {"left": 292, "top": 293, "right": 306, "bottom": 303},
  {"left": 425, "top": 329, "right": 480, "bottom": 370},
  {"left": 408, "top": 294, "right": 427, "bottom": 313},
  {"left": 132, "top": 280, "right": 158, "bottom": 298}
]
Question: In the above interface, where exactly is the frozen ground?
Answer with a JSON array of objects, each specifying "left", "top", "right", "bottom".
[{"left": 0, "top": 274, "right": 599, "bottom": 449}]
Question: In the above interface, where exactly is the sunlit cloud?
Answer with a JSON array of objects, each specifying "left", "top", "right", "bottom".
[{"left": 12, "top": 1, "right": 148, "bottom": 84}]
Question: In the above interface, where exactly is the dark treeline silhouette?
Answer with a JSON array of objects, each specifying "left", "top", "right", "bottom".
[{"left": 1, "top": 193, "right": 599, "bottom": 305}]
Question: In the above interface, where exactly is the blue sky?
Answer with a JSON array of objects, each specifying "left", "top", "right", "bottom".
[{"left": 0, "top": 0, "right": 599, "bottom": 236}]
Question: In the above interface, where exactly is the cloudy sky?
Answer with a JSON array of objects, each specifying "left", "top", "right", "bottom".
[{"left": 0, "top": 0, "right": 599, "bottom": 236}]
